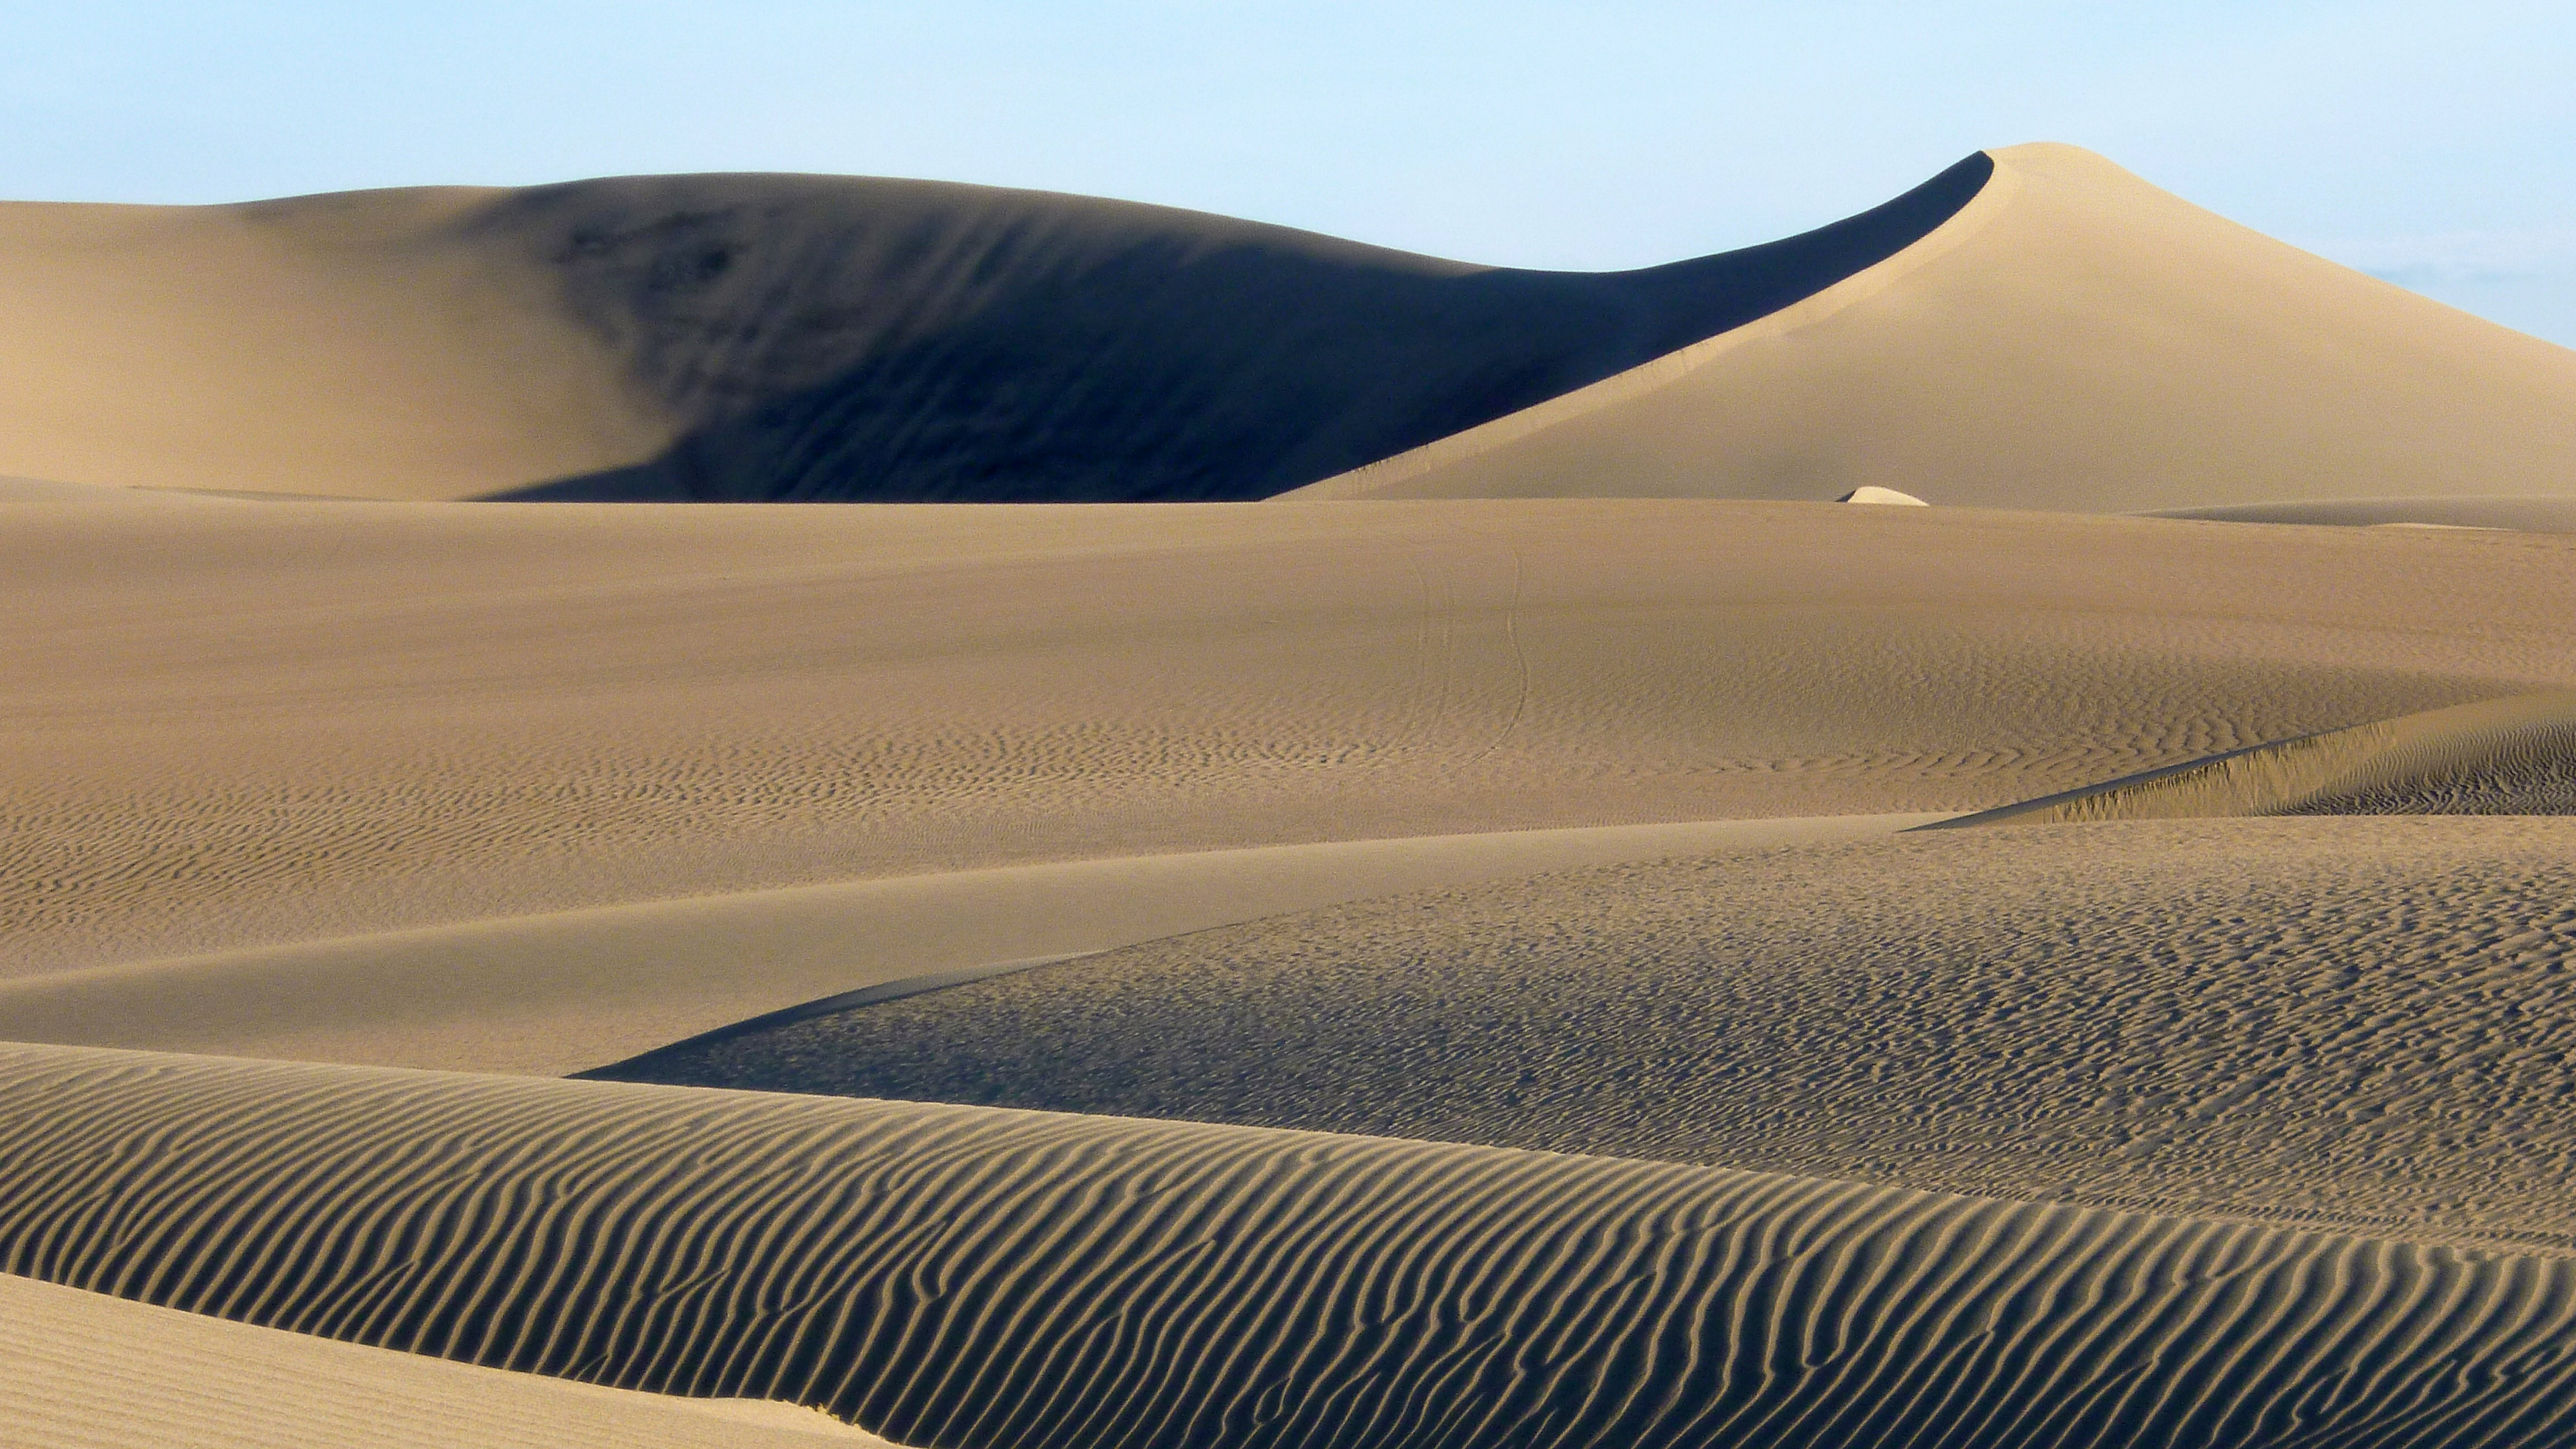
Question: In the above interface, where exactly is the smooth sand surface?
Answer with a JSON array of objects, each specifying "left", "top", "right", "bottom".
[
  {"left": 13, "top": 498, "right": 2576, "bottom": 979},
  {"left": 1939, "top": 689, "right": 2576, "bottom": 824},
  {"left": 0, "top": 191, "right": 668, "bottom": 499},
  {"left": 9, "top": 1043, "right": 2576, "bottom": 1449},
  {"left": 0, "top": 816, "right": 1937, "bottom": 1075},
  {"left": 596, "top": 817, "right": 2576, "bottom": 1247},
  {"left": 1290, "top": 144, "right": 2576, "bottom": 511},
  {"left": 0, "top": 1271, "right": 895, "bottom": 1448},
  {"left": 0, "top": 162, "right": 1983, "bottom": 502}
]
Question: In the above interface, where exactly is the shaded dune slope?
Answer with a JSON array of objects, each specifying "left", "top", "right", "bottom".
[
  {"left": 1939, "top": 690, "right": 2576, "bottom": 825},
  {"left": 7, "top": 1044, "right": 2576, "bottom": 1449},
  {"left": 1291, "top": 144, "right": 2576, "bottom": 511},
  {"left": 13, "top": 500, "right": 2575, "bottom": 975},
  {"left": 502, "top": 158, "right": 1990, "bottom": 501},
  {"left": 593, "top": 818, "right": 2576, "bottom": 1246},
  {"left": 0, "top": 160, "right": 1988, "bottom": 501}
]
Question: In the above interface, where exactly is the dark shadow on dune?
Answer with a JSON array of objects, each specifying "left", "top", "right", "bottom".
[{"left": 488, "top": 155, "right": 1992, "bottom": 502}]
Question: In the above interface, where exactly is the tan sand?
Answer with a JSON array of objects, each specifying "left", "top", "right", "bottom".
[
  {"left": 1938, "top": 688, "right": 2576, "bottom": 824},
  {"left": 11, "top": 498, "right": 2576, "bottom": 981},
  {"left": 0, "top": 815, "right": 1936, "bottom": 1075},
  {"left": 1289, "top": 144, "right": 2576, "bottom": 511},
  {"left": 0, "top": 191, "right": 667, "bottom": 498},
  {"left": 6, "top": 1042, "right": 2575, "bottom": 1449},
  {"left": 594, "top": 816, "right": 2576, "bottom": 1246},
  {"left": 0, "top": 1271, "right": 895, "bottom": 1449}
]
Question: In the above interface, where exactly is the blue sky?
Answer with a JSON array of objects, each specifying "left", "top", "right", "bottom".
[{"left": 6, "top": 1, "right": 2571, "bottom": 345}]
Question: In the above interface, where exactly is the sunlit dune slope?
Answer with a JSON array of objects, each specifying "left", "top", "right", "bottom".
[
  {"left": 0, "top": 1272, "right": 892, "bottom": 1449},
  {"left": 7, "top": 1044, "right": 2576, "bottom": 1449},
  {"left": 0, "top": 160, "right": 1986, "bottom": 501},
  {"left": 1939, "top": 689, "right": 2576, "bottom": 823},
  {"left": 11, "top": 499, "right": 2576, "bottom": 975},
  {"left": 592, "top": 816, "right": 2576, "bottom": 1245},
  {"left": 1293, "top": 143, "right": 2576, "bottom": 511}
]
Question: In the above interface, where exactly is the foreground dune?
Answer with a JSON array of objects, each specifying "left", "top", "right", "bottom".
[
  {"left": 592, "top": 816, "right": 2576, "bottom": 1246},
  {"left": 11, "top": 496, "right": 2575, "bottom": 977},
  {"left": 0, "top": 816, "right": 1933, "bottom": 1075},
  {"left": 0, "top": 160, "right": 1986, "bottom": 501},
  {"left": 7, "top": 1042, "right": 2576, "bottom": 1449},
  {"left": 0, "top": 1271, "right": 892, "bottom": 1449},
  {"left": 1291, "top": 144, "right": 2576, "bottom": 511}
]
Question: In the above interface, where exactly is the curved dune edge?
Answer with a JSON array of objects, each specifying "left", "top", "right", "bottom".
[
  {"left": 1282, "top": 144, "right": 2576, "bottom": 511},
  {"left": 2139, "top": 494, "right": 2576, "bottom": 534},
  {"left": 590, "top": 816, "right": 2576, "bottom": 1246},
  {"left": 1931, "top": 690, "right": 2576, "bottom": 825},
  {"left": 6, "top": 1043, "right": 2576, "bottom": 1449},
  {"left": 1283, "top": 159, "right": 2025, "bottom": 501},
  {"left": 0, "top": 815, "right": 1937, "bottom": 1075},
  {"left": 0, "top": 1272, "right": 894, "bottom": 1449}
]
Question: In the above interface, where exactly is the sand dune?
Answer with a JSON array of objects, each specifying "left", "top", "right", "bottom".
[
  {"left": 1, "top": 1271, "right": 893, "bottom": 1449},
  {"left": 0, "top": 816, "right": 1933, "bottom": 1075},
  {"left": 1940, "top": 689, "right": 2576, "bottom": 824},
  {"left": 1291, "top": 144, "right": 2576, "bottom": 511},
  {"left": 13, "top": 140, "right": 2576, "bottom": 1448},
  {"left": 17, "top": 144, "right": 2567, "bottom": 511},
  {"left": 0, "top": 160, "right": 1985, "bottom": 502},
  {"left": 11, "top": 498, "right": 2575, "bottom": 975},
  {"left": 596, "top": 817, "right": 2576, "bottom": 1246},
  {"left": 7, "top": 1042, "right": 2576, "bottom": 1449}
]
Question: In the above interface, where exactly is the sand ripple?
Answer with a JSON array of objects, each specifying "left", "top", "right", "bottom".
[{"left": 3, "top": 1043, "right": 2576, "bottom": 1448}]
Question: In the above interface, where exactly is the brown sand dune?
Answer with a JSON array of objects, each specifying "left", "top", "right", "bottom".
[
  {"left": 593, "top": 817, "right": 2576, "bottom": 1246},
  {"left": 0, "top": 816, "right": 1935, "bottom": 1075},
  {"left": 0, "top": 1271, "right": 893, "bottom": 1448},
  {"left": 11, "top": 498, "right": 2575, "bottom": 977},
  {"left": 1289, "top": 144, "right": 2576, "bottom": 512},
  {"left": 1937, "top": 689, "right": 2576, "bottom": 825},
  {"left": 7, "top": 1042, "right": 2576, "bottom": 1448},
  {"left": 0, "top": 160, "right": 1986, "bottom": 502}
]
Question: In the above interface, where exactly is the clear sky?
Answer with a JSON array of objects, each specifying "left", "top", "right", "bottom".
[{"left": 7, "top": 1, "right": 2571, "bottom": 345}]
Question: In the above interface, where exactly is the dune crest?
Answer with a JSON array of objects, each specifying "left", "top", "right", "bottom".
[
  {"left": 7, "top": 1042, "right": 2576, "bottom": 1449},
  {"left": 1288, "top": 143, "right": 2576, "bottom": 512}
]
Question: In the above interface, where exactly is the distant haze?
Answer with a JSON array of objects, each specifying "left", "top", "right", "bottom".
[{"left": 5, "top": 1, "right": 2571, "bottom": 345}]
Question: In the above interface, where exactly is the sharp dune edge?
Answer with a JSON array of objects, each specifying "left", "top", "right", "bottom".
[
  {"left": 1291, "top": 144, "right": 2576, "bottom": 512},
  {"left": 0, "top": 157, "right": 1989, "bottom": 501},
  {"left": 9, "top": 1042, "right": 2576, "bottom": 1449},
  {"left": 1937, "top": 689, "right": 2576, "bottom": 824},
  {"left": 0, "top": 816, "right": 1939, "bottom": 1075},
  {"left": 592, "top": 817, "right": 2576, "bottom": 1247}
]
